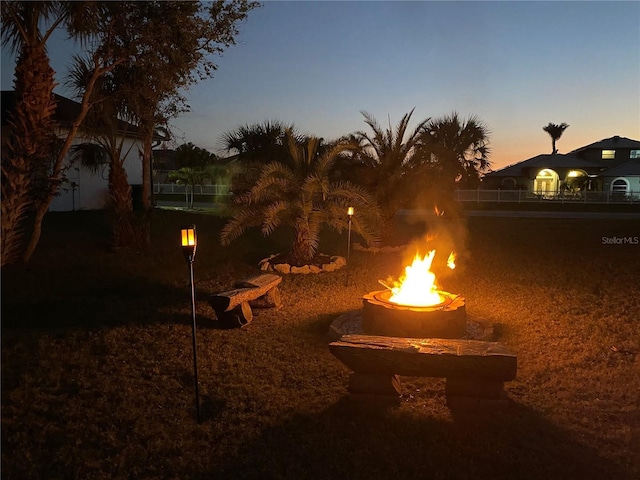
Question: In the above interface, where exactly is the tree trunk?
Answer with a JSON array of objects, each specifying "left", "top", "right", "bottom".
[
  {"left": 23, "top": 56, "right": 123, "bottom": 263},
  {"left": 291, "top": 220, "right": 314, "bottom": 265},
  {"left": 108, "top": 161, "right": 137, "bottom": 248},
  {"left": 138, "top": 126, "right": 154, "bottom": 246},
  {"left": 2, "top": 43, "right": 57, "bottom": 266}
]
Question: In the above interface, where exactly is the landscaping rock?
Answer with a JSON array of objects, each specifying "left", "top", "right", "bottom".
[
  {"left": 273, "top": 263, "right": 290, "bottom": 274},
  {"left": 331, "top": 256, "right": 346, "bottom": 267},
  {"left": 258, "top": 253, "right": 346, "bottom": 274},
  {"left": 322, "top": 263, "right": 337, "bottom": 272},
  {"left": 290, "top": 265, "right": 310, "bottom": 274}
]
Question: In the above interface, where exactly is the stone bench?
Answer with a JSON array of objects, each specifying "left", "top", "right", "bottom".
[
  {"left": 329, "top": 334, "right": 517, "bottom": 409},
  {"left": 208, "top": 274, "right": 282, "bottom": 328}
]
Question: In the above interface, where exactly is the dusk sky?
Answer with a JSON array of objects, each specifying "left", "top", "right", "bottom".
[{"left": 2, "top": 0, "right": 639, "bottom": 170}]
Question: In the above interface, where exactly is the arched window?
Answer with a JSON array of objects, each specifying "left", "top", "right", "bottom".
[
  {"left": 565, "top": 170, "right": 587, "bottom": 193},
  {"left": 534, "top": 169, "right": 558, "bottom": 197},
  {"left": 501, "top": 177, "right": 517, "bottom": 190},
  {"left": 611, "top": 178, "right": 630, "bottom": 195}
]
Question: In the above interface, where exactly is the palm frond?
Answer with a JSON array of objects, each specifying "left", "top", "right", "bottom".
[
  {"left": 249, "top": 173, "right": 296, "bottom": 204},
  {"left": 261, "top": 200, "right": 290, "bottom": 236},
  {"left": 70, "top": 143, "right": 108, "bottom": 174},
  {"left": 220, "top": 206, "right": 261, "bottom": 246}
]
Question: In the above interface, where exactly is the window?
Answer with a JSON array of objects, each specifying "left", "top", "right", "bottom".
[
  {"left": 501, "top": 178, "right": 517, "bottom": 189},
  {"left": 611, "top": 178, "right": 629, "bottom": 195},
  {"left": 534, "top": 169, "right": 558, "bottom": 197},
  {"left": 630, "top": 150, "right": 640, "bottom": 159},
  {"left": 602, "top": 150, "right": 615, "bottom": 159}
]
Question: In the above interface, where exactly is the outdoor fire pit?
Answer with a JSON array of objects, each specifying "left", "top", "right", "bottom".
[
  {"left": 362, "top": 248, "right": 466, "bottom": 339},
  {"left": 330, "top": 247, "right": 484, "bottom": 341},
  {"left": 329, "top": 245, "right": 515, "bottom": 409},
  {"left": 362, "top": 289, "right": 466, "bottom": 339}
]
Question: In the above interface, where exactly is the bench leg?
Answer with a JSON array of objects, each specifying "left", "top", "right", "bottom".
[
  {"left": 215, "top": 301, "right": 253, "bottom": 328},
  {"left": 347, "top": 373, "right": 402, "bottom": 402},
  {"left": 445, "top": 378, "right": 509, "bottom": 409},
  {"left": 249, "top": 286, "right": 282, "bottom": 309}
]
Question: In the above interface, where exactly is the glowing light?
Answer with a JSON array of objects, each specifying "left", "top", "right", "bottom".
[
  {"left": 181, "top": 227, "right": 196, "bottom": 247},
  {"left": 447, "top": 252, "right": 456, "bottom": 270},
  {"left": 347, "top": 206, "right": 354, "bottom": 216},
  {"left": 389, "top": 250, "right": 443, "bottom": 307}
]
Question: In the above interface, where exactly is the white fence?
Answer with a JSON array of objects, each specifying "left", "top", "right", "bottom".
[
  {"left": 153, "top": 183, "right": 231, "bottom": 209},
  {"left": 455, "top": 189, "right": 640, "bottom": 204},
  {"left": 153, "top": 183, "right": 230, "bottom": 196}
]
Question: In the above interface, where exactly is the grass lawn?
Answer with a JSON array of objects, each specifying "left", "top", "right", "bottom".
[{"left": 2, "top": 209, "right": 639, "bottom": 479}]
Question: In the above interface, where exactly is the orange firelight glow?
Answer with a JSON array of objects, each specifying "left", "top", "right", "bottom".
[
  {"left": 388, "top": 250, "right": 456, "bottom": 307},
  {"left": 447, "top": 252, "right": 456, "bottom": 270}
]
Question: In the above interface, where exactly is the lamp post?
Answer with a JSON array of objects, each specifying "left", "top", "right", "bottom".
[
  {"left": 346, "top": 207, "right": 354, "bottom": 286},
  {"left": 181, "top": 224, "right": 200, "bottom": 423}
]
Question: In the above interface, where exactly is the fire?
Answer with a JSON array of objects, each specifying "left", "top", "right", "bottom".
[
  {"left": 447, "top": 252, "right": 456, "bottom": 269},
  {"left": 388, "top": 250, "right": 456, "bottom": 307}
]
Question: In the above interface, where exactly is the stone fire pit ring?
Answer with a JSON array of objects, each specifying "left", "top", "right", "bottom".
[{"left": 362, "top": 289, "right": 466, "bottom": 339}]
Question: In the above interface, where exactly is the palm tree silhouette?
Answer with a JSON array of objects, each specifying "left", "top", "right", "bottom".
[
  {"left": 349, "top": 109, "right": 430, "bottom": 242},
  {"left": 543, "top": 123, "right": 569, "bottom": 154},
  {"left": 221, "top": 130, "right": 381, "bottom": 265}
]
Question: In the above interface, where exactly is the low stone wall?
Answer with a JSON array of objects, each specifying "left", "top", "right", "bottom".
[{"left": 259, "top": 255, "right": 346, "bottom": 274}]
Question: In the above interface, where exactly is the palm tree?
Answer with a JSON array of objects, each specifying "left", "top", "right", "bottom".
[
  {"left": 348, "top": 109, "right": 430, "bottom": 242},
  {"left": 1, "top": 1, "right": 63, "bottom": 265},
  {"left": 1, "top": 1, "right": 108, "bottom": 264},
  {"left": 221, "top": 120, "right": 302, "bottom": 199},
  {"left": 17, "top": 1, "right": 257, "bottom": 262},
  {"left": 68, "top": 58, "right": 143, "bottom": 249},
  {"left": 221, "top": 120, "right": 297, "bottom": 163},
  {"left": 419, "top": 112, "right": 491, "bottom": 189},
  {"left": 543, "top": 122, "right": 569, "bottom": 154},
  {"left": 221, "top": 130, "right": 381, "bottom": 265},
  {"left": 70, "top": 140, "right": 142, "bottom": 249}
]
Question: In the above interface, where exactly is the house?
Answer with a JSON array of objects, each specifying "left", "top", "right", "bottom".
[
  {"left": 481, "top": 136, "right": 640, "bottom": 200},
  {"left": 1, "top": 90, "right": 161, "bottom": 211},
  {"left": 151, "top": 147, "right": 239, "bottom": 209}
]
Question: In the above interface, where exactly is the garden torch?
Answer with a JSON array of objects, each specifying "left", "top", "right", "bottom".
[
  {"left": 346, "top": 207, "right": 354, "bottom": 286},
  {"left": 181, "top": 224, "right": 200, "bottom": 423}
]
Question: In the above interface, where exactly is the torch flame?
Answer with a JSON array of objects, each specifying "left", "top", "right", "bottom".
[{"left": 389, "top": 250, "right": 443, "bottom": 307}]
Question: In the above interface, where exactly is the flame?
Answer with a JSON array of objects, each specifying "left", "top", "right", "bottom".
[
  {"left": 388, "top": 250, "right": 457, "bottom": 307},
  {"left": 447, "top": 252, "right": 456, "bottom": 270},
  {"left": 388, "top": 250, "right": 442, "bottom": 307}
]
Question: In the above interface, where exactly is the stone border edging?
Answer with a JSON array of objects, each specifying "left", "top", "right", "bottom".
[{"left": 259, "top": 254, "right": 346, "bottom": 274}]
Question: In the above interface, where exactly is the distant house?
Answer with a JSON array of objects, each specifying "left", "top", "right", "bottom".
[
  {"left": 151, "top": 147, "right": 240, "bottom": 185},
  {"left": 150, "top": 147, "right": 240, "bottom": 208},
  {"left": 482, "top": 136, "right": 640, "bottom": 200},
  {"left": 1, "top": 90, "right": 162, "bottom": 212},
  {"left": 152, "top": 147, "right": 178, "bottom": 184}
]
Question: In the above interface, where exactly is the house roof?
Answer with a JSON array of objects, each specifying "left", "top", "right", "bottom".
[
  {"left": 599, "top": 159, "right": 640, "bottom": 177},
  {"left": 569, "top": 135, "right": 640, "bottom": 153},
  {"left": 486, "top": 153, "right": 605, "bottom": 177},
  {"left": 1, "top": 90, "right": 165, "bottom": 141}
]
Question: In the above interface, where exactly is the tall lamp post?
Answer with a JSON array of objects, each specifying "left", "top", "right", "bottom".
[
  {"left": 346, "top": 206, "right": 354, "bottom": 286},
  {"left": 181, "top": 224, "right": 200, "bottom": 423}
]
